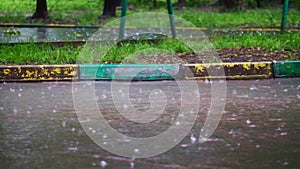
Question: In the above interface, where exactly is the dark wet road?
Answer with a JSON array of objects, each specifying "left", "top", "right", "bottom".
[{"left": 0, "top": 79, "right": 299, "bottom": 169}]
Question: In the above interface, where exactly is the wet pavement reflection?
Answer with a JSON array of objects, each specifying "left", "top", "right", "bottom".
[{"left": 0, "top": 79, "right": 299, "bottom": 168}]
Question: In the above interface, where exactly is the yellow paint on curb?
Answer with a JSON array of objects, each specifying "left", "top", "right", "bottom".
[
  {"left": 184, "top": 62, "right": 273, "bottom": 80},
  {"left": 0, "top": 65, "right": 78, "bottom": 82}
]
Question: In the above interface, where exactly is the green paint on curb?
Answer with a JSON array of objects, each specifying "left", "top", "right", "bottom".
[
  {"left": 79, "top": 64, "right": 179, "bottom": 80},
  {"left": 273, "top": 61, "right": 300, "bottom": 78}
]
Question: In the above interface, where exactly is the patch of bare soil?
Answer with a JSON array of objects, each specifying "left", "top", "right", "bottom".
[{"left": 129, "top": 47, "right": 299, "bottom": 64}]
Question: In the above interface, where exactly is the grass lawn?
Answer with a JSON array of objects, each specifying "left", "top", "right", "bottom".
[
  {"left": 0, "top": 1, "right": 299, "bottom": 65},
  {"left": 0, "top": 32, "right": 299, "bottom": 65},
  {"left": 0, "top": 0, "right": 299, "bottom": 28}
]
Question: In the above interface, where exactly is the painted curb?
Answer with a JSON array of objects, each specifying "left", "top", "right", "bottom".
[
  {"left": 0, "top": 65, "right": 78, "bottom": 82},
  {"left": 79, "top": 64, "right": 179, "bottom": 80},
  {"left": 0, "top": 61, "right": 299, "bottom": 82},
  {"left": 273, "top": 60, "right": 300, "bottom": 78},
  {"left": 183, "top": 62, "right": 273, "bottom": 80}
]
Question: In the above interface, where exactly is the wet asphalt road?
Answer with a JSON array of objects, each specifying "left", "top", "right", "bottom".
[{"left": 0, "top": 79, "right": 299, "bottom": 169}]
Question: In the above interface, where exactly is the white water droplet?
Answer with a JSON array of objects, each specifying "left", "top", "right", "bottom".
[
  {"left": 10, "top": 88, "right": 15, "bottom": 92},
  {"left": 280, "top": 132, "right": 288, "bottom": 136},
  {"left": 123, "top": 104, "right": 128, "bottom": 109},
  {"left": 283, "top": 89, "right": 288, "bottom": 92},
  {"left": 102, "top": 134, "right": 108, "bottom": 139},
  {"left": 18, "top": 93, "right": 22, "bottom": 97},
  {"left": 62, "top": 121, "right": 66, "bottom": 127},
  {"left": 102, "top": 94, "right": 107, "bottom": 99},
  {"left": 134, "top": 148, "right": 140, "bottom": 153},
  {"left": 100, "top": 161, "right": 107, "bottom": 168},
  {"left": 250, "top": 85, "right": 258, "bottom": 91},
  {"left": 68, "top": 147, "right": 78, "bottom": 151},
  {"left": 71, "top": 128, "right": 76, "bottom": 132},
  {"left": 190, "top": 134, "right": 196, "bottom": 143},
  {"left": 246, "top": 119, "right": 251, "bottom": 124},
  {"left": 130, "top": 161, "right": 135, "bottom": 169},
  {"left": 26, "top": 111, "right": 31, "bottom": 114}
]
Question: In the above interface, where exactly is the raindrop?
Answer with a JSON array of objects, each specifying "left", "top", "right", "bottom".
[
  {"left": 62, "top": 121, "right": 66, "bottom": 127},
  {"left": 130, "top": 161, "right": 134, "bottom": 169},
  {"left": 68, "top": 147, "right": 78, "bottom": 151},
  {"left": 13, "top": 108, "right": 18, "bottom": 113},
  {"left": 92, "top": 130, "right": 96, "bottom": 133},
  {"left": 18, "top": 93, "right": 22, "bottom": 97},
  {"left": 0, "top": 107, "right": 4, "bottom": 111},
  {"left": 71, "top": 128, "right": 76, "bottom": 132},
  {"left": 134, "top": 148, "right": 140, "bottom": 153},
  {"left": 100, "top": 161, "right": 107, "bottom": 168},
  {"left": 102, "top": 94, "right": 107, "bottom": 99},
  {"left": 26, "top": 111, "right": 31, "bottom": 114},
  {"left": 190, "top": 134, "right": 196, "bottom": 143},
  {"left": 93, "top": 154, "right": 100, "bottom": 158},
  {"left": 102, "top": 134, "right": 108, "bottom": 139},
  {"left": 297, "top": 94, "right": 300, "bottom": 99},
  {"left": 175, "top": 121, "right": 180, "bottom": 126},
  {"left": 232, "top": 90, "right": 237, "bottom": 95},
  {"left": 256, "top": 145, "right": 260, "bottom": 148},
  {"left": 280, "top": 132, "right": 288, "bottom": 136},
  {"left": 53, "top": 109, "right": 57, "bottom": 113},
  {"left": 10, "top": 88, "right": 15, "bottom": 92},
  {"left": 250, "top": 85, "right": 258, "bottom": 91},
  {"left": 282, "top": 161, "right": 288, "bottom": 166},
  {"left": 283, "top": 89, "right": 288, "bottom": 92},
  {"left": 123, "top": 104, "right": 128, "bottom": 109},
  {"left": 246, "top": 119, "right": 251, "bottom": 124}
]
